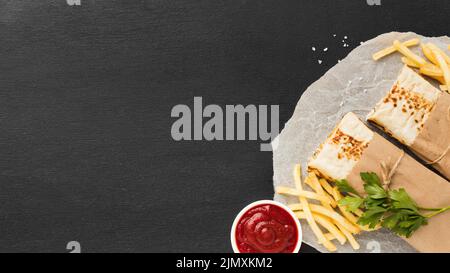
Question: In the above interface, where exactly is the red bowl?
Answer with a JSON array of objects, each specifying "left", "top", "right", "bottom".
[{"left": 230, "top": 200, "right": 302, "bottom": 253}]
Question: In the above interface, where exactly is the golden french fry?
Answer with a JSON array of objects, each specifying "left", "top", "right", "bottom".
[
  {"left": 421, "top": 43, "right": 439, "bottom": 65},
  {"left": 420, "top": 63, "right": 443, "bottom": 77},
  {"left": 429, "top": 75, "right": 446, "bottom": 84},
  {"left": 295, "top": 211, "right": 346, "bottom": 245},
  {"left": 293, "top": 165, "right": 336, "bottom": 252},
  {"left": 429, "top": 44, "right": 450, "bottom": 91},
  {"left": 440, "top": 85, "right": 448, "bottom": 91},
  {"left": 372, "top": 38, "right": 420, "bottom": 61},
  {"left": 352, "top": 208, "right": 364, "bottom": 217},
  {"left": 289, "top": 203, "right": 359, "bottom": 234},
  {"left": 319, "top": 178, "right": 335, "bottom": 196},
  {"left": 305, "top": 173, "right": 336, "bottom": 208},
  {"left": 327, "top": 216, "right": 361, "bottom": 250},
  {"left": 318, "top": 178, "right": 365, "bottom": 222},
  {"left": 401, "top": 57, "right": 420, "bottom": 68},
  {"left": 332, "top": 187, "right": 361, "bottom": 227},
  {"left": 338, "top": 204, "right": 359, "bottom": 226},
  {"left": 428, "top": 43, "right": 450, "bottom": 64},
  {"left": 393, "top": 40, "right": 426, "bottom": 66},
  {"left": 275, "top": 186, "right": 333, "bottom": 205},
  {"left": 324, "top": 233, "right": 336, "bottom": 241},
  {"left": 324, "top": 218, "right": 361, "bottom": 250},
  {"left": 339, "top": 224, "right": 360, "bottom": 250},
  {"left": 329, "top": 186, "right": 365, "bottom": 216}
]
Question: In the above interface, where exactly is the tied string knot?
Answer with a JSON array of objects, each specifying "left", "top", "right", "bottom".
[
  {"left": 380, "top": 151, "right": 405, "bottom": 190},
  {"left": 425, "top": 105, "right": 450, "bottom": 165}
]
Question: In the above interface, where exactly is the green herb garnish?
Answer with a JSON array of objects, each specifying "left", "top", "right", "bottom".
[
  {"left": 337, "top": 172, "right": 450, "bottom": 238},
  {"left": 335, "top": 179, "right": 359, "bottom": 196}
]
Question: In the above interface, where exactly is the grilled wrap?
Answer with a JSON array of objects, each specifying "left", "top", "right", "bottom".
[{"left": 308, "top": 112, "right": 450, "bottom": 252}]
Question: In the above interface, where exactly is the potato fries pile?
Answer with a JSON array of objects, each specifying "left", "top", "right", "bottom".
[
  {"left": 275, "top": 165, "right": 373, "bottom": 252},
  {"left": 372, "top": 38, "right": 450, "bottom": 93}
]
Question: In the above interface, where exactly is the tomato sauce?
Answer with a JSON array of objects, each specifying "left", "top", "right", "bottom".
[{"left": 234, "top": 204, "right": 298, "bottom": 253}]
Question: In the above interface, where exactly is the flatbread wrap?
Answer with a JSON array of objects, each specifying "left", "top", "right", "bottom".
[
  {"left": 367, "top": 66, "right": 450, "bottom": 180},
  {"left": 308, "top": 112, "right": 450, "bottom": 252}
]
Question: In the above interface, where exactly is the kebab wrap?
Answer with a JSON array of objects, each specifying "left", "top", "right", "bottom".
[
  {"left": 308, "top": 112, "right": 450, "bottom": 252},
  {"left": 367, "top": 66, "right": 450, "bottom": 180}
]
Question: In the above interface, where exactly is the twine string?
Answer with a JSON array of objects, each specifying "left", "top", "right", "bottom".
[{"left": 380, "top": 151, "right": 405, "bottom": 189}]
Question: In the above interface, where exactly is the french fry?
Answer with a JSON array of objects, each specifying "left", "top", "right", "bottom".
[
  {"left": 319, "top": 178, "right": 335, "bottom": 196},
  {"left": 289, "top": 203, "right": 359, "bottom": 234},
  {"left": 428, "top": 43, "right": 450, "bottom": 64},
  {"left": 351, "top": 207, "right": 364, "bottom": 217},
  {"left": 325, "top": 215, "right": 361, "bottom": 250},
  {"left": 339, "top": 224, "right": 360, "bottom": 250},
  {"left": 331, "top": 187, "right": 372, "bottom": 231},
  {"left": 419, "top": 63, "right": 443, "bottom": 77},
  {"left": 295, "top": 211, "right": 346, "bottom": 245},
  {"left": 421, "top": 43, "right": 439, "bottom": 65},
  {"left": 293, "top": 165, "right": 336, "bottom": 252},
  {"left": 401, "top": 57, "right": 420, "bottom": 68},
  {"left": 372, "top": 38, "right": 420, "bottom": 61},
  {"left": 333, "top": 187, "right": 365, "bottom": 217},
  {"left": 332, "top": 188, "right": 360, "bottom": 226},
  {"left": 429, "top": 44, "right": 450, "bottom": 91},
  {"left": 275, "top": 186, "right": 333, "bottom": 205},
  {"left": 397, "top": 44, "right": 447, "bottom": 85},
  {"left": 440, "top": 85, "right": 448, "bottom": 91},
  {"left": 318, "top": 178, "right": 365, "bottom": 219},
  {"left": 324, "top": 233, "right": 336, "bottom": 241},
  {"left": 393, "top": 40, "right": 426, "bottom": 66},
  {"left": 304, "top": 173, "right": 336, "bottom": 209},
  {"left": 429, "top": 75, "right": 446, "bottom": 84}
]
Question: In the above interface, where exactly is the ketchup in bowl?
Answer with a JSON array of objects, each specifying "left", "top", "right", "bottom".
[{"left": 231, "top": 200, "right": 302, "bottom": 253}]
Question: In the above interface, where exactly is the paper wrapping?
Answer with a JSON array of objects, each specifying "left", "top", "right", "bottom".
[
  {"left": 411, "top": 92, "right": 450, "bottom": 180},
  {"left": 347, "top": 133, "right": 450, "bottom": 253},
  {"left": 273, "top": 31, "right": 450, "bottom": 253}
]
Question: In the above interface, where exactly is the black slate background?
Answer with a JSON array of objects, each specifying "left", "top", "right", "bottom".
[{"left": 0, "top": 0, "right": 448, "bottom": 253}]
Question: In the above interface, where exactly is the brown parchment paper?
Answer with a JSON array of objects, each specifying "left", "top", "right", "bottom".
[
  {"left": 411, "top": 92, "right": 450, "bottom": 181},
  {"left": 273, "top": 32, "right": 450, "bottom": 253},
  {"left": 348, "top": 133, "right": 450, "bottom": 253}
]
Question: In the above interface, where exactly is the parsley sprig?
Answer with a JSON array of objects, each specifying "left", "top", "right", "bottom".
[{"left": 337, "top": 172, "right": 450, "bottom": 238}]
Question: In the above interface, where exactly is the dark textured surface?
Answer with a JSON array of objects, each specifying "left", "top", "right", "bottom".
[{"left": 0, "top": 0, "right": 448, "bottom": 253}]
